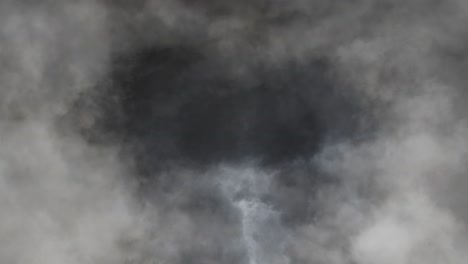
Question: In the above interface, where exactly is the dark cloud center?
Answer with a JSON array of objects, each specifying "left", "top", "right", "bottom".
[{"left": 96, "top": 44, "right": 365, "bottom": 171}]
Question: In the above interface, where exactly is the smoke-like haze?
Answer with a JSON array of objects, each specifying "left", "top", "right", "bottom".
[{"left": 2, "top": 0, "right": 468, "bottom": 263}]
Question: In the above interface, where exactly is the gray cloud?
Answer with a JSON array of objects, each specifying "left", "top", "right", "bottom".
[{"left": 2, "top": 0, "right": 468, "bottom": 264}]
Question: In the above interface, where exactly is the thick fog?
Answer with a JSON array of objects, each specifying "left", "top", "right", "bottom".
[{"left": 2, "top": 0, "right": 468, "bottom": 263}]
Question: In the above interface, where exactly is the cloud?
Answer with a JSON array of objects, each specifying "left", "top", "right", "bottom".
[{"left": 2, "top": 0, "right": 468, "bottom": 263}]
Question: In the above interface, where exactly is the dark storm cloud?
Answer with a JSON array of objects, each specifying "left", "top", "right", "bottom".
[
  {"left": 3, "top": 0, "right": 468, "bottom": 264},
  {"left": 103, "top": 44, "right": 367, "bottom": 167}
]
